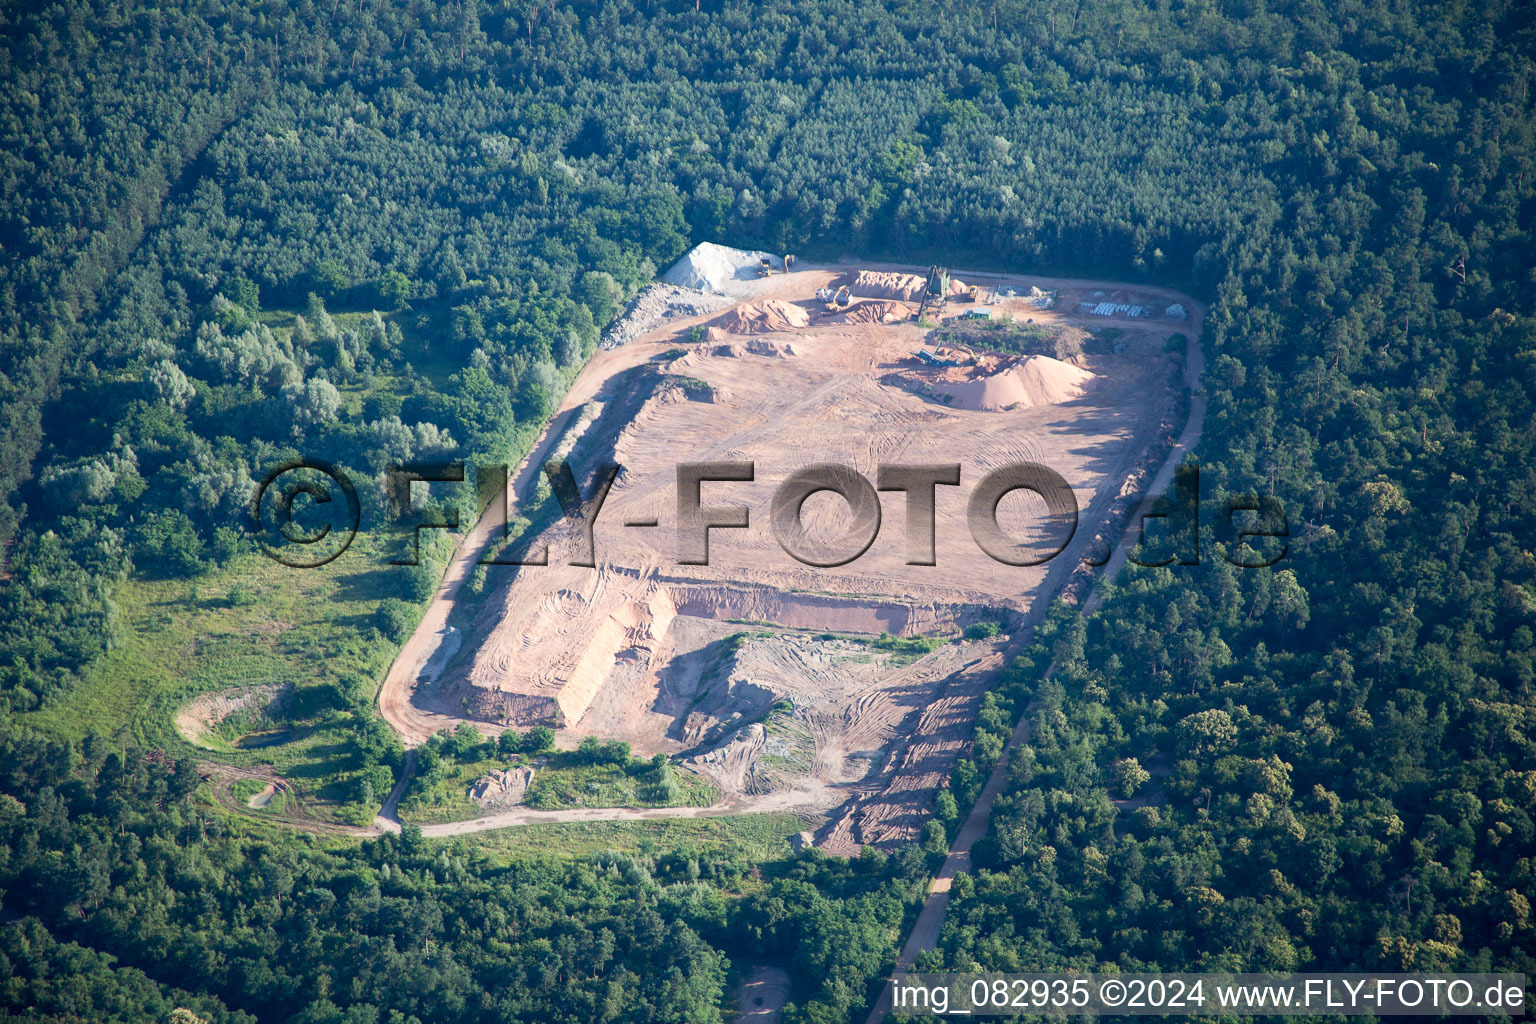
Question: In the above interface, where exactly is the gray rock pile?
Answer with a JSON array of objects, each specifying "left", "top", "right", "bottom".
[
  {"left": 601, "top": 284, "right": 734, "bottom": 347},
  {"left": 468, "top": 765, "right": 536, "bottom": 808}
]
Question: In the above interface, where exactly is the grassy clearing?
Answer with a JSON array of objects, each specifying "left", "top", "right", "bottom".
[
  {"left": 399, "top": 746, "right": 718, "bottom": 825},
  {"left": 27, "top": 537, "right": 393, "bottom": 743},
  {"left": 458, "top": 813, "right": 806, "bottom": 863},
  {"left": 19, "top": 298, "right": 576, "bottom": 828},
  {"left": 523, "top": 753, "right": 717, "bottom": 811},
  {"left": 228, "top": 778, "right": 266, "bottom": 803},
  {"left": 23, "top": 532, "right": 406, "bottom": 823}
]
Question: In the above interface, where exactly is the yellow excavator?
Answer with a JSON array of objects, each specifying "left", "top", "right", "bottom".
[{"left": 822, "top": 284, "right": 851, "bottom": 312}]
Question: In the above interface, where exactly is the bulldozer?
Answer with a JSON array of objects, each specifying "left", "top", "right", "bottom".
[
  {"left": 954, "top": 284, "right": 981, "bottom": 303},
  {"left": 757, "top": 256, "right": 775, "bottom": 278}
]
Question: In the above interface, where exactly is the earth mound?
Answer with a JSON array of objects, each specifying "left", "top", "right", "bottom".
[
  {"left": 832, "top": 300, "right": 908, "bottom": 324},
  {"left": 718, "top": 299, "right": 811, "bottom": 334},
  {"left": 746, "top": 338, "right": 797, "bottom": 357},
  {"left": 847, "top": 270, "right": 969, "bottom": 301},
  {"left": 470, "top": 765, "right": 535, "bottom": 807},
  {"left": 934, "top": 354, "right": 1095, "bottom": 411},
  {"left": 1014, "top": 353, "right": 1095, "bottom": 403}
]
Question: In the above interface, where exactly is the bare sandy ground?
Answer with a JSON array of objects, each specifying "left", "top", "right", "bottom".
[
  {"left": 734, "top": 966, "right": 792, "bottom": 1024},
  {"left": 206, "top": 303, "right": 1204, "bottom": 851},
  {"left": 367, "top": 262, "right": 1202, "bottom": 844}
]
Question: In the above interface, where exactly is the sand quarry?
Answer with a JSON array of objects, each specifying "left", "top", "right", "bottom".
[{"left": 421, "top": 249, "right": 1196, "bottom": 853}]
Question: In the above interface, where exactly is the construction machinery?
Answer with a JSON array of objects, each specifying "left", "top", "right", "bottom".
[
  {"left": 954, "top": 284, "right": 981, "bottom": 303},
  {"left": 783, "top": 253, "right": 797, "bottom": 272},
  {"left": 757, "top": 256, "right": 775, "bottom": 277},
  {"left": 822, "top": 284, "right": 852, "bottom": 312},
  {"left": 914, "top": 265, "right": 949, "bottom": 321}
]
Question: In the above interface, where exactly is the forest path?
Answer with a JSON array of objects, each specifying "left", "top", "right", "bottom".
[
  {"left": 863, "top": 326, "right": 1206, "bottom": 1022},
  {"left": 876, "top": 710, "right": 1034, "bottom": 995},
  {"left": 1085, "top": 329, "right": 1207, "bottom": 615}
]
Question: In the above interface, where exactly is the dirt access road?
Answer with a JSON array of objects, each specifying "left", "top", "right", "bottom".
[
  {"left": 371, "top": 348, "right": 680, "bottom": 830},
  {"left": 1087, "top": 329, "right": 1206, "bottom": 614},
  {"left": 862, "top": 711, "right": 1035, "bottom": 1024},
  {"left": 861, "top": 330, "right": 1206, "bottom": 1022}
]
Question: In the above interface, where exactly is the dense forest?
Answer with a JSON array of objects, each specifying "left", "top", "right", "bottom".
[
  {"left": 0, "top": 731, "right": 925, "bottom": 1023},
  {"left": 1, "top": 0, "right": 1533, "bottom": 1021}
]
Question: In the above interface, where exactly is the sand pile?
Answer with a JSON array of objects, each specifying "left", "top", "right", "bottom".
[
  {"left": 718, "top": 299, "right": 811, "bottom": 334},
  {"left": 847, "top": 270, "right": 927, "bottom": 301},
  {"left": 934, "top": 354, "right": 1094, "bottom": 411},
  {"left": 833, "top": 300, "right": 908, "bottom": 324},
  {"left": 662, "top": 242, "right": 775, "bottom": 293},
  {"left": 1015, "top": 354, "right": 1095, "bottom": 402},
  {"left": 847, "top": 270, "right": 969, "bottom": 301}
]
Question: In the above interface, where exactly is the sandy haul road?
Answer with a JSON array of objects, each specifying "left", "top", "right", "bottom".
[
  {"left": 864, "top": 326, "right": 1206, "bottom": 1022},
  {"left": 363, "top": 257, "right": 1202, "bottom": 842}
]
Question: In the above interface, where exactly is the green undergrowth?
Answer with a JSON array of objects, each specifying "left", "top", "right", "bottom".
[
  {"left": 399, "top": 729, "right": 718, "bottom": 825},
  {"left": 18, "top": 301, "right": 576, "bottom": 828},
  {"left": 460, "top": 813, "right": 807, "bottom": 864}
]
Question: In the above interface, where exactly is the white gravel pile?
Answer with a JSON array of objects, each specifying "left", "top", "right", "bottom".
[{"left": 661, "top": 242, "right": 775, "bottom": 293}]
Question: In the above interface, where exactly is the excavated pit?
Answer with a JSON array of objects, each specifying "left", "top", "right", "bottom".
[{"left": 423, "top": 265, "right": 1193, "bottom": 848}]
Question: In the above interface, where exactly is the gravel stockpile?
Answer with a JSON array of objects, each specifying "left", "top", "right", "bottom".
[
  {"left": 932, "top": 354, "right": 1095, "bottom": 411},
  {"left": 601, "top": 283, "right": 735, "bottom": 347},
  {"left": 661, "top": 242, "right": 776, "bottom": 292},
  {"left": 846, "top": 269, "right": 969, "bottom": 301}
]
